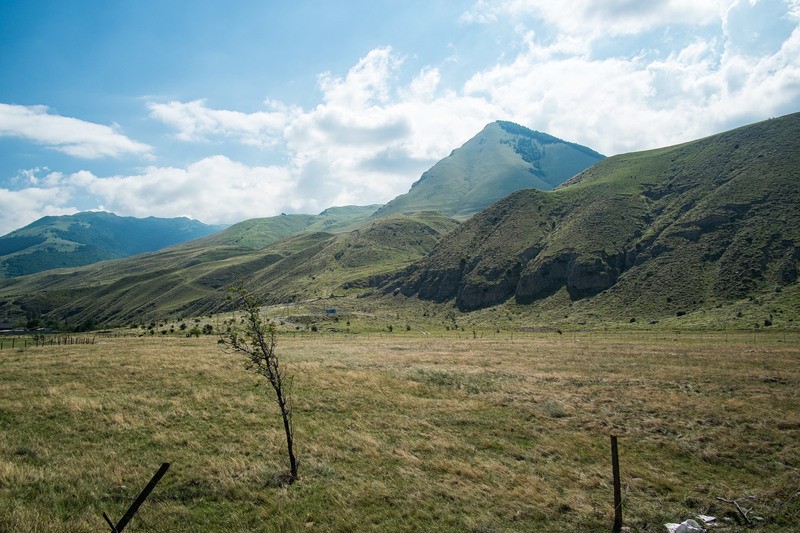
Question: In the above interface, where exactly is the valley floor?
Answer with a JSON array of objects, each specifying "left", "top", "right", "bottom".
[{"left": 1, "top": 331, "right": 798, "bottom": 531}]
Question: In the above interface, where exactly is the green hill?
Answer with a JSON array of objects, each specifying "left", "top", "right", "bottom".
[
  {"left": 0, "top": 212, "right": 457, "bottom": 327},
  {"left": 187, "top": 204, "right": 382, "bottom": 252},
  {"left": 372, "top": 120, "right": 603, "bottom": 219},
  {"left": 388, "top": 113, "right": 800, "bottom": 324},
  {"left": 0, "top": 212, "right": 227, "bottom": 277},
  {"left": 0, "top": 205, "right": 381, "bottom": 279}
]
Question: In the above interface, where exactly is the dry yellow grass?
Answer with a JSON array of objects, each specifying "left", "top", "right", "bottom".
[{"left": 0, "top": 331, "right": 798, "bottom": 531}]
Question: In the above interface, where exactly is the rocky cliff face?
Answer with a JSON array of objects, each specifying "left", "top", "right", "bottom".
[{"left": 396, "top": 248, "right": 631, "bottom": 311}]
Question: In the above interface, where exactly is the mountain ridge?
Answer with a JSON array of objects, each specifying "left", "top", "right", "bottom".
[
  {"left": 0, "top": 212, "right": 459, "bottom": 326},
  {"left": 0, "top": 211, "right": 227, "bottom": 277},
  {"left": 0, "top": 119, "right": 601, "bottom": 278},
  {"left": 373, "top": 120, "right": 604, "bottom": 219}
]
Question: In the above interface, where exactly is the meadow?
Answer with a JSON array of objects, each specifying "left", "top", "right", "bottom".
[{"left": 0, "top": 330, "right": 798, "bottom": 531}]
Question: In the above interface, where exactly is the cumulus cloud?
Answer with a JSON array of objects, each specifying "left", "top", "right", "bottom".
[
  {"left": 0, "top": 103, "right": 152, "bottom": 159},
  {"left": 458, "top": 0, "right": 800, "bottom": 154},
  {"left": 150, "top": 46, "right": 502, "bottom": 205},
  {"left": 147, "top": 99, "right": 299, "bottom": 147},
  {"left": 144, "top": 1, "right": 799, "bottom": 172},
  {"left": 0, "top": 185, "right": 77, "bottom": 236},
  {"left": 7, "top": 48, "right": 500, "bottom": 234},
  {"left": 283, "top": 46, "right": 504, "bottom": 202},
  {"left": 64, "top": 156, "right": 307, "bottom": 224},
  {"left": 1, "top": 158, "right": 313, "bottom": 235}
]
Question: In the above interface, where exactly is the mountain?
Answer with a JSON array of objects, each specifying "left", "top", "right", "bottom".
[
  {"left": 0, "top": 212, "right": 227, "bottom": 277},
  {"left": 386, "top": 113, "right": 800, "bottom": 322},
  {"left": 3, "top": 115, "right": 797, "bottom": 329},
  {"left": 0, "top": 119, "right": 601, "bottom": 279},
  {"left": 0, "top": 212, "right": 458, "bottom": 326},
  {"left": 372, "top": 120, "right": 604, "bottom": 219},
  {"left": 0, "top": 205, "right": 382, "bottom": 279}
]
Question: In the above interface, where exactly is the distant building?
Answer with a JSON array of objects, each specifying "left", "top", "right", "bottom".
[{"left": 0, "top": 323, "right": 12, "bottom": 331}]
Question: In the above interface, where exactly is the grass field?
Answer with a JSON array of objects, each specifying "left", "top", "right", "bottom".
[{"left": 1, "top": 331, "right": 798, "bottom": 531}]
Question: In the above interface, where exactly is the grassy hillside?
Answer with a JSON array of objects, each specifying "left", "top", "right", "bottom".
[
  {"left": 187, "top": 204, "right": 382, "bottom": 252},
  {"left": 245, "top": 212, "right": 460, "bottom": 302},
  {"left": 0, "top": 212, "right": 457, "bottom": 327},
  {"left": 389, "top": 113, "right": 800, "bottom": 325},
  {"left": 372, "top": 121, "right": 603, "bottom": 219},
  {"left": 0, "top": 212, "right": 226, "bottom": 277},
  {"left": 0, "top": 206, "right": 382, "bottom": 280}
]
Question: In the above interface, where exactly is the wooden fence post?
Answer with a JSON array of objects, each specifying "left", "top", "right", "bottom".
[
  {"left": 103, "top": 462, "right": 170, "bottom": 532},
  {"left": 611, "top": 435, "right": 622, "bottom": 532}
]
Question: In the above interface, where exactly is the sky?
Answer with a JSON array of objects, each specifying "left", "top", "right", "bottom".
[{"left": 1, "top": 0, "right": 799, "bottom": 236}]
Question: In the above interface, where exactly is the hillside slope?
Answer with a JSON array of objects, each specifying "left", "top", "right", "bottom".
[
  {"left": 388, "top": 113, "right": 800, "bottom": 319},
  {"left": 0, "top": 205, "right": 381, "bottom": 279},
  {"left": 186, "top": 204, "right": 382, "bottom": 251},
  {"left": 0, "top": 213, "right": 458, "bottom": 326},
  {"left": 0, "top": 212, "right": 226, "bottom": 277},
  {"left": 372, "top": 121, "right": 603, "bottom": 219}
]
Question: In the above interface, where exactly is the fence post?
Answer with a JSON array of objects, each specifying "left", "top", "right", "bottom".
[
  {"left": 611, "top": 435, "right": 622, "bottom": 532},
  {"left": 103, "top": 462, "right": 170, "bottom": 532}
]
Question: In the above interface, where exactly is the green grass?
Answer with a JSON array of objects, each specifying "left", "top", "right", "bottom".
[{"left": 1, "top": 331, "right": 798, "bottom": 531}]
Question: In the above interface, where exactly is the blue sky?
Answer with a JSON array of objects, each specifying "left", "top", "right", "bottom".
[{"left": 1, "top": 0, "right": 798, "bottom": 235}]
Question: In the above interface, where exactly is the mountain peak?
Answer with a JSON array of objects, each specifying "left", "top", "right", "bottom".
[{"left": 373, "top": 121, "right": 604, "bottom": 219}]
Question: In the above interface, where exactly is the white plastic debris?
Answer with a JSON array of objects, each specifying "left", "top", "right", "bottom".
[
  {"left": 664, "top": 519, "right": 705, "bottom": 533},
  {"left": 696, "top": 514, "right": 716, "bottom": 524}
]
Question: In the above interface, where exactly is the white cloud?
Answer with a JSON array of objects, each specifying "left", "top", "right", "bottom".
[
  {"left": 317, "top": 47, "right": 403, "bottom": 108},
  {"left": 149, "top": 47, "right": 502, "bottom": 206},
  {"left": 4, "top": 3, "right": 799, "bottom": 239},
  {"left": 458, "top": 1, "right": 800, "bottom": 154},
  {"left": 1, "top": 158, "right": 310, "bottom": 235},
  {"left": 65, "top": 156, "right": 306, "bottom": 224},
  {"left": 407, "top": 67, "right": 442, "bottom": 100},
  {"left": 0, "top": 185, "right": 77, "bottom": 236},
  {"left": 0, "top": 103, "right": 152, "bottom": 159},
  {"left": 789, "top": 0, "right": 800, "bottom": 19},
  {"left": 282, "top": 46, "right": 503, "bottom": 202},
  {"left": 147, "top": 99, "right": 299, "bottom": 147},
  {"left": 13, "top": 48, "right": 501, "bottom": 233}
]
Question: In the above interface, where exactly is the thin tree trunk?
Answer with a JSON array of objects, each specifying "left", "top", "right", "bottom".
[{"left": 278, "top": 394, "right": 298, "bottom": 480}]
